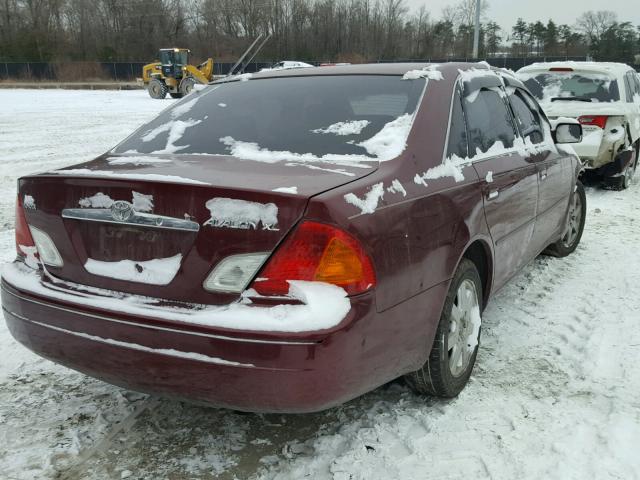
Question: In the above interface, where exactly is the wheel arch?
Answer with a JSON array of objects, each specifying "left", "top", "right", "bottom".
[{"left": 460, "top": 238, "right": 493, "bottom": 309}]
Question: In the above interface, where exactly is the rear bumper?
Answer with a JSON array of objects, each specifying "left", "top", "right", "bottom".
[{"left": 1, "top": 265, "right": 444, "bottom": 413}]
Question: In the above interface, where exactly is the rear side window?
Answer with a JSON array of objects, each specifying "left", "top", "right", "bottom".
[
  {"left": 114, "top": 75, "right": 424, "bottom": 158},
  {"left": 509, "top": 89, "right": 544, "bottom": 144},
  {"left": 464, "top": 88, "right": 516, "bottom": 157},
  {"left": 446, "top": 88, "right": 468, "bottom": 159}
]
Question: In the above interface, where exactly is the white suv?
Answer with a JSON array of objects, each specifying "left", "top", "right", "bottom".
[{"left": 517, "top": 62, "right": 640, "bottom": 189}]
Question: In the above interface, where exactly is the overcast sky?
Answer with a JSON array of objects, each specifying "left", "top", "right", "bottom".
[{"left": 404, "top": 0, "right": 640, "bottom": 33}]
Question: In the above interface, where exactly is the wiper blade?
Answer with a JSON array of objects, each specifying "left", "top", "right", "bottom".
[{"left": 550, "top": 96, "right": 593, "bottom": 102}]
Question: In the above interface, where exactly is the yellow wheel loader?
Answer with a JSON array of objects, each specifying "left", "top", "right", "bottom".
[{"left": 141, "top": 48, "right": 214, "bottom": 99}]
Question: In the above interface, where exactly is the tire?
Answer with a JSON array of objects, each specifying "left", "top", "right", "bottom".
[
  {"left": 179, "top": 77, "right": 196, "bottom": 96},
  {"left": 148, "top": 78, "right": 167, "bottom": 99},
  {"left": 544, "top": 181, "right": 587, "bottom": 257},
  {"left": 405, "top": 258, "right": 483, "bottom": 398},
  {"left": 169, "top": 92, "right": 184, "bottom": 99}
]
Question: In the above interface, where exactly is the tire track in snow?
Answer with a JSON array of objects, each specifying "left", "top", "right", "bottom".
[{"left": 55, "top": 397, "right": 161, "bottom": 480}]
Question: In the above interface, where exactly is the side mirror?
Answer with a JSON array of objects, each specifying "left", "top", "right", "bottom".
[{"left": 553, "top": 123, "right": 583, "bottom": 144}]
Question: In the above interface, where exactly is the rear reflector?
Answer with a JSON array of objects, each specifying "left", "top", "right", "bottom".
[
  {"left": 30, "top": 226, "right": 63, "bottom": 267},
  {"left": 549, "top": 67, "right": 574, "bottom": 72},
  {"left": 578, "top": 115, "right": 608, "bottom": 129},
  {"left": 203, "top": 253, "right": 268, "bottom": 293},
  {"left": 15, "top": 195, "right": 35, "bottom": 257},
  {"left": 251, "top": 221, "right": 376, "bottom": 296}
]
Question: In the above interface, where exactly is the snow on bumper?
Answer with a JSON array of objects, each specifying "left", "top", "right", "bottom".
[
  {"left": 0, "top": 262, "right": 350, "bottom": 333},
  {"left": 0, "top": 262, "right": 375, "bottom": 412}
]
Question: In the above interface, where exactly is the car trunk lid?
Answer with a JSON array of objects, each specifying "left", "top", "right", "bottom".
[{"left": 18, "top": 153, "right": 377, "bottom": 305}]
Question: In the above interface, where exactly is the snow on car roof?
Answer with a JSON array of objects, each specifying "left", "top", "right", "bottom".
[
  {"left": 221, "top": 62, "right": 489, "bottom": 81},
  {"left": 517, "top": 61, "right": 635, "bottom": 77}
]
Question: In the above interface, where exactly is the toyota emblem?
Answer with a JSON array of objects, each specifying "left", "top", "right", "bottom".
[{"left": 110, "top": 201, "right": 134, "bottom": 222}]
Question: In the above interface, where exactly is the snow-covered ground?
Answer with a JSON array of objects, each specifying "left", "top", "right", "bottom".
[{"left": 1, "top": 90, "right": 639, "bottom": 480}]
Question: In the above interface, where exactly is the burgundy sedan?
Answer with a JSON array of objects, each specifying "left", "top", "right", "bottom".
[{"left": 1, "top": 63, "right": 586, "bottom": 412}]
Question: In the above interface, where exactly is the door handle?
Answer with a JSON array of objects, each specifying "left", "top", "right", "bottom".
[
  {"left": 488, "top": 190, "right": 499, "bottom": 200},
  {"left": 540, "top": 170, "right": 548, "bottom": 181}
]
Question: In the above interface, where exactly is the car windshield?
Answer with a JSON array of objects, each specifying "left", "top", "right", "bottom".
[
  {"left": 113, "top": 75, "right": 424, "bottom": 160},
  {"left": 520, "top": 71, "right": 620, "bottom": 103}
]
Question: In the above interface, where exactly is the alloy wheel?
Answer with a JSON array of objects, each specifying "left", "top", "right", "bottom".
[
  {"left": 561, "top": 191, "right": 583, "bottom": 248},
  {"left": 447, "top": 279, "right": 481, "bottom": 377}
]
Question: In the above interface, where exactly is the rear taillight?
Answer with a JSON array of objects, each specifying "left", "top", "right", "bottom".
[
  {"left": 578, "top": 115, "right": 608, "bottom": 129},
  {"left": 251, "top": 221, "right": 376, "bottom": 297},
  {"left": 15, "top": 195, "right": 35, "bottom": 257}
]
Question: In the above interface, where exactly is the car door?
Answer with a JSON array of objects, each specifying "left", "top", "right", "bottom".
[
  {"left": 507, "top": 87, "right": 570, "bottom": 253},
  {"left": 463, "top": 85, "right": 539, "bottom": 291}
]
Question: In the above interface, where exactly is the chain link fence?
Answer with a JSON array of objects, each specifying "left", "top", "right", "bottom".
[{"left": 4, "top": 56, "right": 635, "bottom": 82}]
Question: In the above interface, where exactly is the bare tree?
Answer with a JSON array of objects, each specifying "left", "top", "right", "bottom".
[{"left": 576, "top": 10, "right": 617, "bottom": 45}]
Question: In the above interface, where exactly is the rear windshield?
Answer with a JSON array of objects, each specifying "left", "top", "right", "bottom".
[
  {"left": 521, "top": 71, "right": 620, "bottom": 103},
  {"left": 114, "top": 75, "right": 424, "bottom": 159}
]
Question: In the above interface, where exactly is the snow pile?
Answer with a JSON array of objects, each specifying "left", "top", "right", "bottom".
[
  {"left": 149, "top": 119, "right": 203, "bottom": 154},
  {"left": 312, "top": 120, "right": 371, "bottom": 136},
  {"left": 458, "top": 67, "right": 494, "bottom": 84},
  {"left": 402, "top": 64, "right": 443, "bottom": 81},
  {"left": 386, "top": 179, "right": 407, "bottom": 197},
  {"left": 414, "top": 135, "right": 557, "bottom": 187},
  {"left": 344, "top": 183, "right": 385, "bottom": 215},
  {"left": 106, "top": 156, "right": 172, "bottom": 166},
  {"left": 415, "top": 154, "right": 468, "bottom": 185},
  {"left": 18, "top": 245, "right": 39, "bottom": 269},
  {"left": 222, "top": 114, "right": 414, "bottom": 165},
  {"left": 79, "top": 192, "right": 154, "bottom": 212},
  {"left": 220, "top": 137, "right": 370, "bottom": 166},
  {"left": 84, "top": 254, "right": 183, "bottom": 286},
  {"left": 79, "top": 192, "right": 114, "bottom": 208},
  {"left": 356, "top": 113, "right": 413, "bottom": 161},
  {"left": 272, "top": 186, "right": 298, "bottom": 194},
  {"left": 23, "top": 195, "right": 36, "bottom": 210},
  {"left": 2, "top": 263, "right": 351, "bottom": 333},
  {"left": 203, "top": 197, "right": 279, "bottom": 230},
  {"left": 132, "top": 191, "right": 154, "bottom": 212}
]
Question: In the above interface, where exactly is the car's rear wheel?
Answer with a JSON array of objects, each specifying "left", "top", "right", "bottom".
[
  {"left": 148, "top": 78, "right": 168, "bottom": 99},
  {"left": 405, "top": 258, "right": 482, "bottom": 398},
  {"left": 544, "top": 181, "right": 586, "bottom": 257}
]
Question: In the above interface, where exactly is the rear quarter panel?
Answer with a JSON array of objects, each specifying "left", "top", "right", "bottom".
[{"left": 306, "top": 65, "right": 492, "bottom": 315}]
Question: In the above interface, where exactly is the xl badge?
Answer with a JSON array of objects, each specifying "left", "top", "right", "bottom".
[{"left": 110, "top": 201, "right": 134, "bottom": 222}]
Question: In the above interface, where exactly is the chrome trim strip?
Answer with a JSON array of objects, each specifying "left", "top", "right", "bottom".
[
  {"left": 2, "top": 285, "right": 319, "bottom": 346},
  {"left": 61, "top": 208, "right": 200, "bottom": 232}
]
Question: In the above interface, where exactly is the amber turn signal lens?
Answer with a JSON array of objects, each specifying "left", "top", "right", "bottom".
[
  {"left": 314, "top": 238, "right": 364, "bottom": 285},
  {"left": 251, "top": 221, "right": 376, "bottom": 297}
]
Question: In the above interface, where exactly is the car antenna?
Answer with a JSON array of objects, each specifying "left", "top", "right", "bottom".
[{"left": 226, "top": 33, "right": 272, "bottom": 78}]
